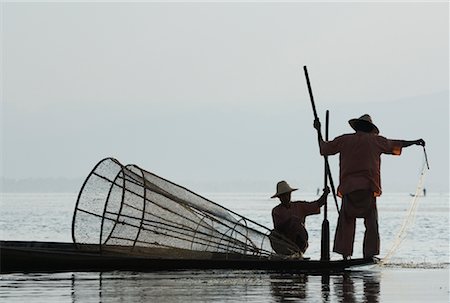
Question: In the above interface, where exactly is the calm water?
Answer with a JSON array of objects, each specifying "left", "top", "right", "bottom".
[{"left": 1, "top": 192, "right": 449, "bottom": 302}]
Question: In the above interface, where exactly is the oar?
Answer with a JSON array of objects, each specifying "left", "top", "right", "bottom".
[
  {"left": 321, "top": 110, "right": 330, "bottom": 261},
  {"left": 303, "top": 66, "right": 340, "bottom": 215}
]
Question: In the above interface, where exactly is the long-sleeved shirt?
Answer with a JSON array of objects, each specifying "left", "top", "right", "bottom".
[
  {"left": 319, "top": 132, "right": 403, "bottom": 197},
  {"left": 271, "top": 200, "right": 321, "bottom": 241}
]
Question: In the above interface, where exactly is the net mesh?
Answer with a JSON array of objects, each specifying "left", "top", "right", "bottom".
[{"left": 72, "top": 158, "right": 298, "bottom": 259}]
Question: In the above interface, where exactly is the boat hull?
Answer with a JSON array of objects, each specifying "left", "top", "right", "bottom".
[{"left": 0, "top": 241, "right": 377, "bottom": 273}]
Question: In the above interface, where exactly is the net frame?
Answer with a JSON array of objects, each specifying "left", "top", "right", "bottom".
[{"left": 72, "top": 158, "right": 299, "bottom": 258}]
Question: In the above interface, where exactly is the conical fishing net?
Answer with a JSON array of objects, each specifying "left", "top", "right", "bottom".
[{"left": 72, "top": 158, "right": 298, "bottom": 259}]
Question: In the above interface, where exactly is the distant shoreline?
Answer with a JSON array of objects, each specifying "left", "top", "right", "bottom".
[
  {"left": 1, "top": 178, "right": 448, "bottom": 194},
  {"left": 1, "top": 178, "right": 83, "bottom": 193}
]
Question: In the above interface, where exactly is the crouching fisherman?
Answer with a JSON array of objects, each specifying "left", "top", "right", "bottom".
[{"left": 269, "top": 180, "right": 330, "bottom": 257}]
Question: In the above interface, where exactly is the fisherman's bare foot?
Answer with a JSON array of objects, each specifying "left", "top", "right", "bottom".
[{"left": 286, "top": 252, "right": 303, "bottom": 260}]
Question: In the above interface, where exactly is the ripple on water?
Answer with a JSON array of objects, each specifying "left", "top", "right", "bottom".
[{"left": 380, "top": 262, "right": 450, "bottom": 269}]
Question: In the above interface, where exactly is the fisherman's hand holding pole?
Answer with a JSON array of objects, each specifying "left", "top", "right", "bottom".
[
  {"left": 318, "top": 186, "right": 330, "bottom": 207},
  {"left": 313, "top": 119, "right": 326, "bottom": 150},
  {"left": 415, "top": 139, "right": 426, "bottom": 146},
  {"left": 313, "top": 119, "right": 321, "bottom": 135}
]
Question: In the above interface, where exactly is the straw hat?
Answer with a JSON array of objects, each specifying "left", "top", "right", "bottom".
[
  {"left": 271, "top": 181, "right": 298, "bottom": 199},
  {"left": 348, "top": 114, "right": 379, "bottom": 134}
]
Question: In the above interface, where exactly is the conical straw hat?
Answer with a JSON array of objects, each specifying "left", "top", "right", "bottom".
[
  {"left": 348, "top": 114, "right": 379, "bottom": 134},
  {"left": 271, "top": 181, "right": 298, "bottom": 199}
]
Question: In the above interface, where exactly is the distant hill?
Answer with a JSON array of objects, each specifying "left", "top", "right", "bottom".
[{"left": 1, "top": 91, "right": 447, "bottom": 194}]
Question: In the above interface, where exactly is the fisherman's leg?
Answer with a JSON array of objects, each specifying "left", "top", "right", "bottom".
[
  {"left": 363, "top": 198, "right": 380, "bottom": 258},
  {"left": 296, "top": 235, "right": 308, "bottom": 254},
  {"left": 333, "top": 202, "right": 356, "bottom": 258},
  {"left": 295, "top": 224, "right": 309, "bottom": 253}
]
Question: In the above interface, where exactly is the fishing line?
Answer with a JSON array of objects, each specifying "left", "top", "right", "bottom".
[{"left": 381, "top": 152, "right": 429, "bottom": 265}]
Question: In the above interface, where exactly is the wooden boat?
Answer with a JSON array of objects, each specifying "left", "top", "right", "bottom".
[
  {"left": 0, "top": 240, "right": 378, "bottom": 273},
  {"left": 1, "top": 158, "right": 379, "bottom": 273}
]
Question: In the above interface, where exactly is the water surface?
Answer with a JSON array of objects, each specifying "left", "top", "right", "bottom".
[{"left": 1, "top": 192, "right": 449, "bottom": 302}]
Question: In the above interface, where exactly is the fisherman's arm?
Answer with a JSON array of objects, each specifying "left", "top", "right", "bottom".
[
  {"left": 293, "top": 187, "right": 330, "bottom": 216},
  {"left": 379, "top": 137, "right": 425, "bottom": 155},
  {"left": 313, "top": 119, "right": 342, "bottom": 156},
  {"left": 400, "top": 139, "right": 425, "bottom": 148},
  {"left": 316, "top": 186, "right": 330, "bottom": 207}
]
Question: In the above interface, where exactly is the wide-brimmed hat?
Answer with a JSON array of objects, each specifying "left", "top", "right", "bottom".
[
  {"left": 271, "top": 181, "right": 298, "bottom": 199},
  {"left": 348, "top": 114, "right": 379, "bottom": 134}
]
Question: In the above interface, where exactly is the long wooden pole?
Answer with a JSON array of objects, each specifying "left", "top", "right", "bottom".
[
  {"left": 303, "top": 66, "right": 340, "bottom": 216},
  {"left": 321, "top": 110, "right": 330, "bottom": 261}
]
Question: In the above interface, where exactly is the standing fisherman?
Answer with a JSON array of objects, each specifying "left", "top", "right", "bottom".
[{"left": 313, "top": 114, "right": 425, "bottom": 259}]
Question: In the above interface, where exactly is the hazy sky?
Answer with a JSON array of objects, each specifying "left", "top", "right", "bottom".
[{"left": 1, "top": 2, "right": 449, "bottom": 192}]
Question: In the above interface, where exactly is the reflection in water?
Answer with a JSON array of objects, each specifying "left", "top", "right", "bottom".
[
  {"left": 68, "top": 270, "right": 381, "bottom": 303},
  {"left": 321, "top": 274, "right": 330, "bottom": 302},
  {"left": 363, "top": 272, "right": 380, "bottom": 303},
  {"left": 0, "top": 270, "right": 380, "bottom": 302},
  {"left": 270, "top": 273, "right": 309, "bottom": 301},
  {"left": 270, "top": 271, "right": 380, "bottom": 303}
]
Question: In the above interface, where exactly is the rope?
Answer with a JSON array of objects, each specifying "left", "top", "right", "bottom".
[{"left": 381, "top": 154, "right": 428, "bottom": 265}]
